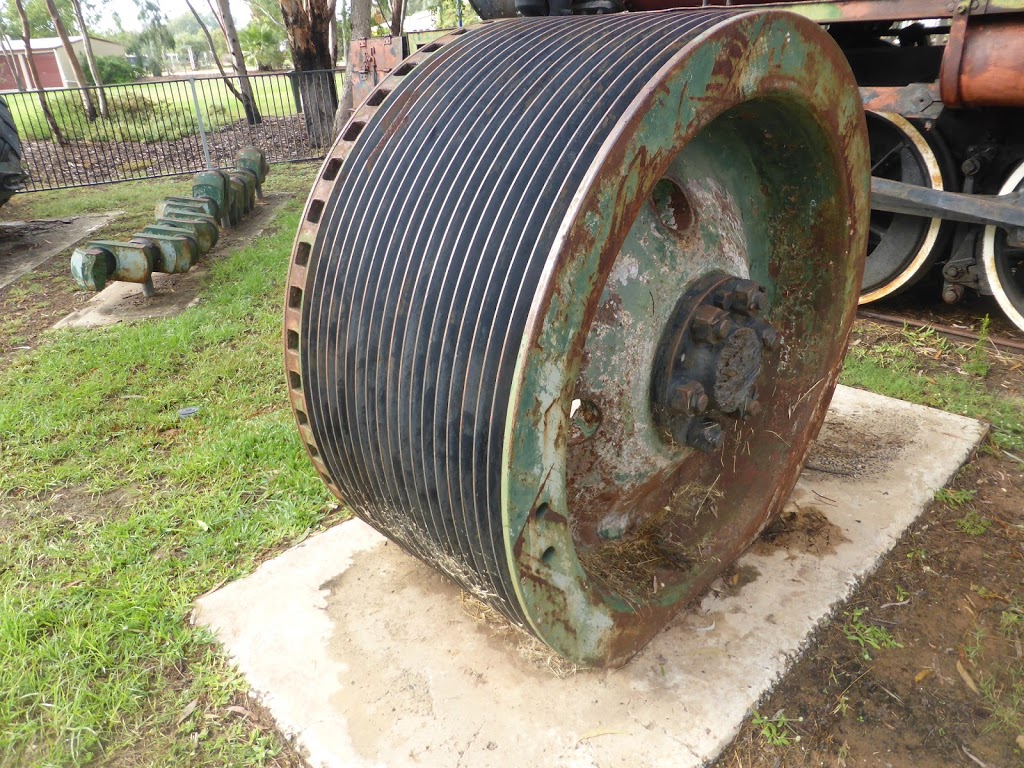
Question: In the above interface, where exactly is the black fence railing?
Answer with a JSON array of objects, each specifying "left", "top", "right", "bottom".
[{"left": 4, "top": 69, "right": 344, "bottom": 192}]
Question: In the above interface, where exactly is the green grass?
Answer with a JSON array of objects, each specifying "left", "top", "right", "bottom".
[
  {"left": 751, "top": 710, "right": 801, "bottom": 748},
  {"left": 842, "top": 607, "right": 902, "bottom": 661},
  {"left": 0, "top": 167, "right": 337, "bottom": 765},
  {"left": 5, "top": 73, "right": 344, "bottom": 143},
  {"left": 841, "top": 338, "right": 1024, "bottom": 452}
]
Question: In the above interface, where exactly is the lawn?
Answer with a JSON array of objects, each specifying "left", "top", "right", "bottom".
[
  {"left": 5, "top": 72, "right": 345, "bottom": 144},
  {"left": 0, "top": 164, "right": 338, "bottom": 766}
]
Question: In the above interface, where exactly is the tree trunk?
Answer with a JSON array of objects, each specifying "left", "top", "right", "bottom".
[
  {"left": 43, "top": 0, "right": 96, "bottom": 121},
  {"left": 389, "top": 0, "right": 405, "bottom": 37},
  {"left": 213, "top": 0, "right": 261, "bottom": 125},
  {"left": 14, "top": 0, "right": 66, "bottom": 145},
  {"left": 70, "top": 0, "right": 107, "bottom": 118},
  {"left": 185, "top": 0, "right": 263, "bottom": 126},
  {"left": 0, "top": 34, "right": 26, "bottom": 90},
  {"left": 332, "top": 0, "right": 370, "bottom": 136},
  {"left": 279, "top": 0, "right": 339, "bottom": 147}
]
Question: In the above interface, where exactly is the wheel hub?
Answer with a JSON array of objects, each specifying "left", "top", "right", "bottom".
[{"left": 652, "top": 274, "right": 780, "bottom": 452}]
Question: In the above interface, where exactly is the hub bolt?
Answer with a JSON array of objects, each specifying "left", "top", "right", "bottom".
[
  {"left": 759, "top": 326, "right": 782, "bottom": 352},
  {"left": 691, "top": 305, "right": 734, "bottom": 344},
  {"left": 730, "top": 280, "right": 768, "bottom": 316},
  {"left": 942, "top": 282, "right": 965, "bottom": 304},
  {"left": 687, "top": 420, "right": 725, "bottom": 453},
  {"left": 667, "top": 379, "right": 708, "bottom": 415}
]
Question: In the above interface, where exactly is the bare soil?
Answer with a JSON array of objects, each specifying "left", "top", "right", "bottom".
[{"left": 717, "top": 318, "right": 1024, "bottom": 768}]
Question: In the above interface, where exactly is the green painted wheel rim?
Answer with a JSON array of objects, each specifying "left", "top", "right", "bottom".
[{"left": 502, "top": 12, "right": 869, "bottom": 666}]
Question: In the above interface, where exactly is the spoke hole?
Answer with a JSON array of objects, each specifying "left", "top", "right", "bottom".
[
  {"left": 652, "top": 178, "right": 694, "bottom": 233},
  {"left": 541, "top": 546, "right": 556, "bottom": 564}
]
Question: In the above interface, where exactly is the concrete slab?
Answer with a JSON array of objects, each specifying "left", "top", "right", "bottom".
[
  {"left": 194, "top": 385, "right": 987, "bottom": 768},
  {"left": 0, "top": 214, "right": 119, "bottom": 290},
  {"left": 53, "top": 195, "right": 288, "bottom": 330}
]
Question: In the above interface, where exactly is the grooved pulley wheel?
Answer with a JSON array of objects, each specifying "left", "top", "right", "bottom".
[{"left": 284, "top": 11, "right": 869, "bottom": 667}]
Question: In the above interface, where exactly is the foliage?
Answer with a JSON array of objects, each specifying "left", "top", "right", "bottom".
[
  {"left": 79, "top": 54, "right": 143, "bottom": 85},
  {"left": 956, "top": 511, "right": 992, "bottom": 537},
  {"left": 7, "top": 71, "right": 342, "bottom": 143},
  {"left": 240, "top": 20, "right": 288, "bottom": 70},
  {"left": 751, "top": 710, "right": 801, "bottom": 748},
  {"left": 1, "top": 0, "right": 77, "bottom": 39},
  {"left": 428, "top": 0, "right": 480, "bottom": 29},
  {"left": 934, "top": 487, "right": 977, "bottom": 508},
  {"left": 964, "top": 314, "right": 992, "bottom": 377},
  {"left": 842, "top": 608, "right": 902, "bottom": 660}
]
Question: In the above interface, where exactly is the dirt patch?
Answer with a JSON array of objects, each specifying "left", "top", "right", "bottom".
[
  {"left": 20, "top": 115, "right": 325, "bottom": 192},
  {"left": 753, "top": 503, "right": 850, "bottom": 558},
  {"left": 716, "top": 320, "right": 1024, "bottom": 768},
  {"left": 0, "top": 214, "right": 117, "bottom": 291},
  {"left": 805, "top": 412, "right": 911, "bottom": 480},
  {"left": 47, "top": 486, "right": 138, "bottom": 526}
]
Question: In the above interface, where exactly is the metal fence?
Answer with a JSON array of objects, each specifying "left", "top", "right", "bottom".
[{"left": 4, "top": 69, "right": 345, "bottom": 192}]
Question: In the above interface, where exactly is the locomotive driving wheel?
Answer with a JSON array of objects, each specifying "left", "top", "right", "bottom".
[
  {"left": 284, "top": 10, "right": 869, "bottom": 666},
  {"left": 859, "top": 111, "right": 952, "bottom": 304},
  {"left": 982, "top": 160, "right": 1024, "bottom": 334}
]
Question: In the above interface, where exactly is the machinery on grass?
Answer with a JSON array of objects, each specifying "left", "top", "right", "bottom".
[
  {"left": 285, "top": 0, "right": 1024, "bottom": 666},
  {"left": 285, "top": 11, "right": 868, "bottom": 665},
  {"left": 0, "top": 96, "right": 26, "bottom": 209}
]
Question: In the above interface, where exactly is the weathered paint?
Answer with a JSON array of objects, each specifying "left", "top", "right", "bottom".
[
  {"left": 502, "top": 11, "right": 869, "bottom": 665},
  {"left": 154, "top": 217, "right": 218, "bottom": 255},
  {"left": 156, "top": 196, "right": 219, "bottom": 221},
  {"left": 71, "top": 239, "right": 159, "bottom": 289},
  {"left": 133, "top": 231, "right": 199, "bottom": 273},
  {"left": 626, "top": 0, "right": 1024, "bottom": 21}
]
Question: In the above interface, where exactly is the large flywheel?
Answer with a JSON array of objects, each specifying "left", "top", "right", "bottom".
[{"left": 284, "top": 10, "right": 869, "bottom": 667}]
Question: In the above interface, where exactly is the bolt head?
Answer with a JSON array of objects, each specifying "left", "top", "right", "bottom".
[
  {"left": 686, "top": 420, "right": 725, "bottom": 453},
  {"left": 691, "top": 305, "right": 732, "bottom": 343},
  {"left": 731, "top": 279, "right": 768, "bottom": 316},
  {"left": 760, "top": 327, "right": 782, "bottom": 352},
  {"left": 667, "top": 379, "right": 708, "bottom": 415}
]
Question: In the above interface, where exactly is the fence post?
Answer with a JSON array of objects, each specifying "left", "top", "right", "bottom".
[{"left": 188, "top": 77, "right": 212, "bottom": 170}]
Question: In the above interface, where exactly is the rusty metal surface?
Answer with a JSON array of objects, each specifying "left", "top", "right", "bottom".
[
  {"left": 286, "top": 12, "right": 868, "bottom": 666},
  {"left": 860, "top": 84, "right": 942, "bottom": 120},
  {"left": 348, "top": 36, "right": 406, "bottom": 110},
  {"left": 504, "top": 11, "right": 868, "bottom": 664},
  {"left": 625, "top": 0, "right": 1024, "bottom": 21},
  {"left": 951, "top": 17, "right": 1024, "bottom": 107},
  {"left": 939, "top": 0, "right": 972, "bottom": 106}
]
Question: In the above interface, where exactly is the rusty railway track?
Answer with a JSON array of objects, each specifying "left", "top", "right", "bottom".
[{"left": 857, "top": 307, "right": 1024, "bottom": 354}]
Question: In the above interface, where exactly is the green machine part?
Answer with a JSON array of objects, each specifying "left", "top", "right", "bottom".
[
  {"left": 131, "top": 234, "right": 198, "bottom": 275},
  {"left": 228, "top": 172, "right": 256, "bottom": 215},
  {"left": 193, "top": 171, "right": 232, "bottom": 227},
  {"left": 157, "top": 208, "right": 220, "bottom": 242},
  {"left": 235, "top": 147, "right": 269, "bottom": 199},
  {"left": 71, "top": 240, "right": 159, "bottom": 292},
  {"left": 151, "top": 216, "right": 218, "bottom": 255},
  {"left": 155, "top": 196, "right": 219, "bottom": 222}
]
